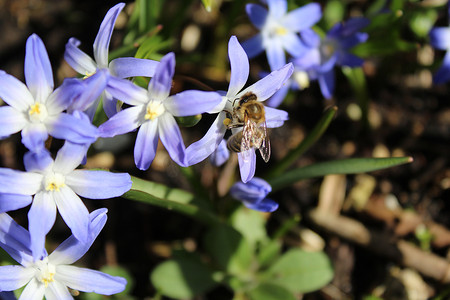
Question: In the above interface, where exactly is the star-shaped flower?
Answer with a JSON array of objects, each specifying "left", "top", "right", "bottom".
[
  {"left": 0, "top": 34, "right": 99, "bottom": 153},
  {"left": 98, "top": 52, "right": 222, "bottom": 170},
  {"left": 64, "top": 2, "right": 159, "bottom": 117},
  {"left": 243, "top": 0, "right": 322, "bottom": 70},
  {"left": 0, "top": 209, "right": 126, "bottom": 299},
  {"left": 186, "top": 36, "right": 293, "bottom": 182},
  {"left": 0, "top": 142, "right": 132, "bottom": 258}
]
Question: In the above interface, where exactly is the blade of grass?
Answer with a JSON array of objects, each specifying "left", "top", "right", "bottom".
[
  {"left": 123, "top": 176, "right": 219, "bottom": 225},
  {"left": 269, "top": 157, "right": 413, "bottom": 192},
  {"left": 266, "top": 106, "right": 337, "bottom": 179}
]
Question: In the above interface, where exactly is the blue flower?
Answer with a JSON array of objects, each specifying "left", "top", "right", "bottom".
[
  {"left": 230, "top": 177, "right": 278, "bottom": 212},
  {"left": 0, "top": 209, "right": 127, "bottom": 298},
  {"left": 98, "top": 52, "right": 222, "bottom": 170},
  {"left": 292, "top": 18, "right": 369, "bottom": 99},
  {"left": 243, "top": 0, "right": 322, "bottom": 71},
  {"left": 186, "top": 36, "right": 292, "bottom": 182},
  {"left": 0, "top": 142, "right": 132, "bottom": 258},
  {"left": 429, "top": 4, "right": 450, "bottom": 84},
  {"left": 0, "top": 34, "right": 99, "bottom": 153},
  {"left": 64, "top": 3, "right": 159, "bottom": 117}
]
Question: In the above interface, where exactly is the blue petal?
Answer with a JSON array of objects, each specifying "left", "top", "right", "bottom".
[
  {"left": 49, "top": 208, "right": 107, "bottom": 265},
  {"left": 106, "top": 76, "right": 148, "bottom": 106},
  {"left": 318, "top": 70, "right": 335, "bottom": 99},
  {"left": 164, "top": 91, "right": 222, "bottom": 116},
  {"left": 99, "top": 105, "right": 144, "bottom": 138},
  {"left": 25, "top": 34, "right": 53, "bottom": 103},
  {"left": 65, "top": 70, "right": 109, "bottom": 113},
  {"left": 46, "top": 280, "right": 74, "bottom": 299},
  {"left": 242, "top": 34, "right": 264, "bottom": 59},
  {"left": 159, "top": 113, "right": 187, "bottom": 167},
  {"left": 134, "top": 120, "right": 159, "bottom": 170},
  {"left": 281, "top": 33, "right": 309, "bottom": 58},
  {"left": 230, "top": 177, "right": 271, "bottom": 203},
  {"left": 102, "top": 90, "right": 119, "bottom": 118},
  {"left": 241, "top": 62, "right": 293, "bottom": 101},
  {"left": 23, "top": 149, "right": 53, "bottom": 173},
  {"left": 149, "top": 52, "right": 175, "bottom": 100},
  {"left": 0, "top": 291, "right": 17, "bottom": 300},
  {"left": 0, "top": 213, "right": 33, "bottom": 264},
  {"left": 55, "top": 265, "right": 126, "bottom": 295},
  {"left": 109, "top": 57, "right": 159, "bottom": 78},
  {"left": 433, "top": 51, "right": 450, "bottom": 84},
  {"left": 227, "top": 36, "right": 250, "bottom": 97},
  {"left": 186, "top": 112, "right": 227, "bottom": 166},
  {"left": 66, "top": 170, "right": 131, "bottom": 199},
  {"left": 338, "top": 53, "right": 365, "bottom": 67},
  {"left": 267, "top": 0, "right": 287, "bottom": 18},
  {"left": 0, "top": 194, "right": 32, "bottom": 213},
  {"left": 282, "top": 3, "right": 322, "bottom": 32},
  {"left": 209, "top": 139, "right": 229, "bottom": 167},
  {"left": 265, "top": 106, "right": 288, "bottom": 128},
  {"left": 266, "top": 39, "right": 287, "bottom": 71},
  {"left": 0, "top": 71, "right": 35, "bottom": 111},
  {"left": 246, "top": 4, "right": 268, "bottom": 30},
  {"left": 265, "top": 84, "right": 289, "bottom": 108},
  {"left": 0, "top": 168, "right": 42, "bottom": 195},
  {"left": 64, "top": 38, "right": 97, "bottom": 75},
  {"left": 430, "top": 27, "right": 450, "bottom": 50},
  {"left": 238, "top": 150, "right": 256, "bottom": 183},
  {"left": 46, "top": 113, "right": 99, "bottom": 145},
  {"left": 53, "top": 141, "right": 87, "bottom": 174},
  {"left": 0, "top": 265, "right": 34, "bottom": 291},
  {"left": 54, "top": 186, "right": 90, "bottom": 243},
  {"left": 244, "top": 198, "right": 278, "bottom": 212},
  {"left": 300, "top": 28, "right": 321, "bottom": 48},
  {"left": 28, "top": 192, "right": 57, "bottom": 259},
  {"left": 337, "top": 17, "right": 370, "bottom": 37},
  {"left": 0, "top": 106, "right": 27, "bottom": 137},
  {"left": 93, "top": 3, "right": 125, "bottom": 68},
  {"left": 21, "top": 123, "right": 48, "bottom": 154}
]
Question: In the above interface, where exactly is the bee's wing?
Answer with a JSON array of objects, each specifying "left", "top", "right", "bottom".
[
  {"left": 241, "top": 120, "right": 256, "bottom": 162},
  {"left": 259, "top": 122, "right": 271, "bottom": 163}
]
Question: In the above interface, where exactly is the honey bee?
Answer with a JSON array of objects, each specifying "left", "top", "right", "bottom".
[{"left": 223, "top": 92, "right": 271, "bottom": 162}]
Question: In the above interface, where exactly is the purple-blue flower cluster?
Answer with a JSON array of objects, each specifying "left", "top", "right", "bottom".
[
  {"left": 242, "top": 0, "right": 370, "bottom": 104},
  {"left": 1, "top": 1, "right": 394, "bottom": 296}
]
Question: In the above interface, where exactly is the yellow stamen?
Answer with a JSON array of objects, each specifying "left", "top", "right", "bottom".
[
  {"left": 44, "top": 173, "right": 66, "bottom": 192},
  {"left": 145, "top": 102, "right": 165, "bottom": 120},
  {"left": 276, "top": 27, "right": 288, "bottom": 35}
]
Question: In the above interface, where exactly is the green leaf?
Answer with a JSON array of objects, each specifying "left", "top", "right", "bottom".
[
  {"left": 204, "top": 223, "right": 253, "bottom": 275},
  {"left": 262, "top": 249, "right": 333, "bottom": 293},
  {"left": 269, "top": 157, "right": 413, "bottom": 191},
  {"left": 322, "top": 0, "right": 345, "bottom": 29},
  {"left": 266, "top": 106, "right": 337, "bottom": 179},
  {"left": 230, "top": 206, "right": 268, "bottom": 250},
  {"left": 175, "top": 114, "right": 202, "bottom": 127},
  {"left": 257, "top": 240, "right": 282, "bottom": 268},
  {"left": 409, "top": 9, "right": 438, "bottom": 38},
  {"left": 202, "top": 0, "right": 213, "bottom": 12},
  {"left": 123, "top": 176, "right": 218, "bottom": 225},
  {"left": 248, "top": 283, "right": 297, "bottom": 300},
  {"left": 151, "top": 257, "right": 218, "bottom": 299}
]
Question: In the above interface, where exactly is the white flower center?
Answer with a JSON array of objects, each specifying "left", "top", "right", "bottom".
[
  {"left": 34, "top": 258, "right": 56, "bottom": 288},
  {"left": 44, "top": 172, "right": 66, "bottom": 192},
  {"left": 145, "top": 101, "right": 165, "bottom": 120},
  {"left": 28, "top": 102, "right": 48, "bottom": 123}
]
